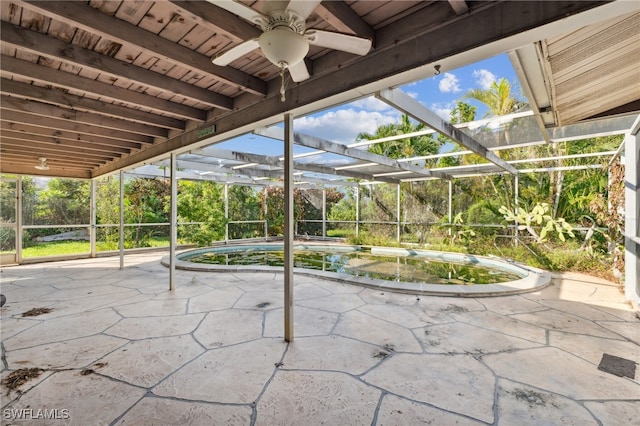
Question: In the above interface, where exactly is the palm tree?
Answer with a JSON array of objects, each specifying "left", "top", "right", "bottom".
[
  {"left": 357, "top": 114, "right": 441, "bottom": 162},
  {"left": 464, "top": 77, "right": 526, "bottom": 117},
  {"left": 463, "top": 78, "right": 527, "bottom": 211}
]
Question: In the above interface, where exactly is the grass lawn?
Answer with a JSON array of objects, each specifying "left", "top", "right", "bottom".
[{"left": 21, "top": 238, "right": 170, "bottom": 258}]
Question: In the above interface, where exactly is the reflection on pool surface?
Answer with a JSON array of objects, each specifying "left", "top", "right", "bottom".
[{"left": 181, "top": 245, "right": 523, "bottom": 285}]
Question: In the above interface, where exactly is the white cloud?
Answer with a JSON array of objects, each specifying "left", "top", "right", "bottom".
[
  {"left": 473, "top": 69, "right": 496, "bottom": 90},
  {"left": 294, "top": 108, "right": 398, "bottom": 144},
  {"left": 348, "top": 96, "right": 393, "bottom": 112},
  {"left": 430, "top": 102, "right": 455, "bottom": 120},
  {"left": 438, "top": 72, "right": 461, "bottom": 93}
]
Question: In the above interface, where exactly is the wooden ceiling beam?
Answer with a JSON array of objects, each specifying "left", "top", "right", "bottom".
[
  {"left": 0, "top": 121, "right": 145, "bottom": 150},
  {"left": 1, "top": 138, "right": 125, "bottom": 160},
  {"left": 15, "top": 0, "right": 267, "bottom": 96},
  {"left": 1, "top": 56, "right": 207, "bottom": 122},
  {"left": 0, "top": 157, "right": 93, "bottom": 178},
  {"left": 0, "top": 79, "right": 185, "bottom": 131},
  {"left": 0, "top": 109, "right": 153, "bottom": 144},
  {"left": 1, "top": 143, "right": 113, "bottom": 162},
  {"left": 1, "top": 21, "right": 233, "bottom": 111},
  {"left": 0, "top": 148, "right": 107, "bottom": 165},
  {"left": 168, "top": 1, "right": 261, "bottom": 42},
  {"left": 314, "top": 2, "right": 375, "bottom": 40},
  {"left": 1, "top": 133, "right": 132, "bottom": 155},
  {"left": 447, "top": 0, "right": 469, "bottom": 15},
  {"left": 1, "top": 95, "right": 167, "bottom": 138},
  {"left": 0, "top": 153, "right": 93, "bottom": 167}
]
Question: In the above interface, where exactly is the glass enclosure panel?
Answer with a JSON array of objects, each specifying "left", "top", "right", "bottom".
[
  {"left": 459, "top": 113, "right": 543, "bottom": 149},
  {"left": 325, "top": 221, "right": 356, "bottom": 239},
  {"left": 22, "top": 226, "right": 90, "bottom": 258},
  {"left": 22, "top": 178, "right": 90, "bottom": 226},
  {"left": 228, "top": 221, "right": 265, "bottom": 240},
  {"left": 0, "top": 179, "right": 17, "bottom": 255}
]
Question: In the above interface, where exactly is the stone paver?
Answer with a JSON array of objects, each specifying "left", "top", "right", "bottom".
[
  {"left": 1, "top": 252, "right": 638, "bottom": 425},
  {"left": 255, "top": 370, "right": 380, "bottom": 425}
]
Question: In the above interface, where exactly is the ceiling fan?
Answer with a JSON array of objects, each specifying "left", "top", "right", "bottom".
[
  {"left": 35, "top": 157, "right": 49, "bottom": 171},
  {"left": 209, "top": 0, "right": 372, "bottom": 96}
]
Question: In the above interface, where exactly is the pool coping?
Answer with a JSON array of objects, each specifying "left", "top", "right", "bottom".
[{"left": 161, "top": 242, "right": 551, "bottom": 297}]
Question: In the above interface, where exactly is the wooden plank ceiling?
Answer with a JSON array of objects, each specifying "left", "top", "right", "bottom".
[{"left": 0, "top": 0, "right": 612, "bottom": 179}]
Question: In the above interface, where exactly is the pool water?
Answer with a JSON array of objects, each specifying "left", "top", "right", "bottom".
[{"left": 183, "top": 246, "right": 522, "bottom": 285}]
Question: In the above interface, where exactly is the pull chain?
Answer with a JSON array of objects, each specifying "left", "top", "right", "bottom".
[{"left": 279, "top": 62, "right": 287, "bottom": 102}]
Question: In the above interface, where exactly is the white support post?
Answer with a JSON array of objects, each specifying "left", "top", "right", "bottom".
[
  {"left": 284, "top": 113, "right": 295, "bottom": 342},
  {"left": 16, "top": 176, "right": 22, "bottom": 264},
  {"left": 397, "top": 184, "right": 401, "bottom": 243},
  {"left": 119, "top": 170, "right": 124, "bottom": 270},
  {"left": 624, "top": 118, "right": 640, "bottom": 307},
  {"left": 322, "top": 188, "right": 327, "bottom": 239},
  {"left": 90, "top": 179, "right": 96, "bottom": 258},
  {"left": 170, "top": 153, "right": 177, "bottom": 291},
  {"left": 448, "top": 180, "right": 453, "bottom": 237},
  {"left": 355, "top": 186, "right": 360, "bottom": 237},
  {"left": 263, "top": 186, "right": 268, "bottom": 240},
  {"left": 514, "top": 175, "right": 519, "bottom": 247},
  {"left": 224, "top": 183, "right": 229, "bottom": 243}
]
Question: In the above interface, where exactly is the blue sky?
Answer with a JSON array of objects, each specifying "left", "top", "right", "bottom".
[{"left": 216, "top": 53, "right": 520, "bottom": 156}]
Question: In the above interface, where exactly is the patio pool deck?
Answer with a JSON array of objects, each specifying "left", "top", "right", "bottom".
[{"left": 1, "top": 252, "right": 638, "bottom": 425}]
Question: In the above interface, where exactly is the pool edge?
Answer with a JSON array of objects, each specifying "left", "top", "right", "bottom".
[{"left": 161, "top": 243, "right": 551, "bottom": 298}]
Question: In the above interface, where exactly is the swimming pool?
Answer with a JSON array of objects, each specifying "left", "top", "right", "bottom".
[{"left": 167, "top": 242, "right": 550, "bottom": 297}]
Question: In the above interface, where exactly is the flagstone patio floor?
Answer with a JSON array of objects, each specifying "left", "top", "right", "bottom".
[{"left": 1, "top": 252, "right": 638, "bottom": 425}]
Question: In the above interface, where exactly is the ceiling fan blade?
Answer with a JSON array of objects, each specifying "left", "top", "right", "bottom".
[
  {"left": 212, "top": 39, "right": 260, "bottom": 66},
  {"left": 288, "top": 60, "right": 310, "bottom": 82},
  {"left": 285, "top": 0, "right": 321, "bottom": 20},
  {"left": 305, "top": 30, "right": 372, "bottom": 56},
  {"left": 209, "top": 0, "right": 267, "bottom": 25}
]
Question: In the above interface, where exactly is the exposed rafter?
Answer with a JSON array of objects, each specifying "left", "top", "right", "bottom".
[
  {"left": 14, "top": 0, "right": 267, "bottom": 96},
  {"left": 1, "top": 56, "right": 207, "bottom": 122},
  {"left": 0, "top": 96, "right": 168, "bottom": 138},
  {"left": 1, "top": 21, "right": 233, "bottom": 111},
  {"left": 0, "top": 79, "right": 185, "bottom": 131}
]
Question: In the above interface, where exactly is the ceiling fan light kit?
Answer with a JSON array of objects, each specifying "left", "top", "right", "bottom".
[
  {"left": 259, "top": 27, "right": 309, "bottom": 68},
  {"left": 35, "top": 157, "right": 49, "bottom": 171},
  {"left": 210, "top": 0, "right": 372, "bottom": 101}
]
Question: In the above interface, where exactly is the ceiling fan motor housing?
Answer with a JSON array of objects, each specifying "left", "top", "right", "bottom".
[{"left": 259, "top": 26, "right": 309, "bottom": 67}]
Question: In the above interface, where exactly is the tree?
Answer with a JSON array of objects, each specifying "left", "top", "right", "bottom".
[
  {"left": 37, "top": 178, "right": 90, "bottom": 225},
  {"left": 358, "top": 114, "right": 441, "bottom": 161},
  {"left": 177, "top": 180, "right": 226, "bottom": 246},
  {"left": 228, "top": 185, "right": 262, "bottom": 238},
  {"left": 463, "top": 78, "right": 526, "bottom": 212},
  {"left": 464, "top": 77, "right": 526, "bottom": 117},
  {"left": 125, "top": 178, "right": 170, "bottom": 247}
]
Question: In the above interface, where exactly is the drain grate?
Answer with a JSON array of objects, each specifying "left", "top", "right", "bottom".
[{"left": 598, "top": 353, "right": 637, "bottom": 379}]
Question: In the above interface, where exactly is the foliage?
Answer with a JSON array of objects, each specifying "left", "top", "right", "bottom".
[
  {"left": 449, "top": 212, "right": 475, "bottom": 245},
  {"left": 327, "top": 187, "right": 357, "bottom": 222},
  {"left": 588, "top": 159, "right": 625, "bottom": 275},
  {"left": 465, "top": 200, "right": 502, "bottom": 236},
  {"left": 499, "top": 203, "right": 574, "bottom": 243},
  {"left": 260, "top": 187, "right": 344, "bottom": 237},
  {"left": 36, "top": 179, "right": 90, "bottom": 225},
  {"left": 177, "top": 180, "right": 226, "bottom": 246},
  {"left": 346, "top": 231, "right": 399, "bottom": 248},
  {"left": 464, "top": 77, "right": 526, "bottom": 117},
  {"left": 358, "top": 114, "right": 442, "bottom": 163},
  {"left": 126, "top": 178, "right": 170, "bottom": 247},
  {"left": 228, "top": 185, "right": 262, "bottom": 239}
]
